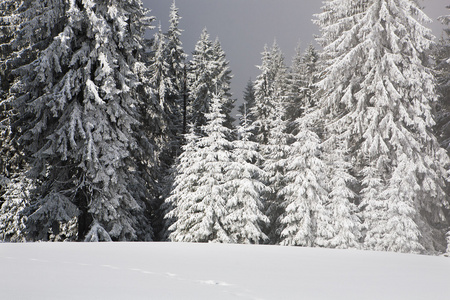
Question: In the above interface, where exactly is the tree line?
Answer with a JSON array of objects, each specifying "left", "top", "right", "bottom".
[{"left": 1, "top": 0, "right": 450, "bottom": 255}]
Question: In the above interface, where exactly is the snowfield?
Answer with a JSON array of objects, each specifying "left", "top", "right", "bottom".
[{"left": 1, "top": 242, "right": 449, "bottom": 300}]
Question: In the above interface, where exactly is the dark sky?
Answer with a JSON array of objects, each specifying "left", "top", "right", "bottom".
[{"left": 144, "top": 0, "right": 448, "bottom": 111}]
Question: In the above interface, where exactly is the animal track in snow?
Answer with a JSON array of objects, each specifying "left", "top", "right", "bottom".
[{"left": 199, "top": 279, "right": 232, "bottom": 286}]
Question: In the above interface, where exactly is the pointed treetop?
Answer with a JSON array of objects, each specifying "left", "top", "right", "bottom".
[{"left": 169, "top": 0, "right": 182, "bottom": 34}]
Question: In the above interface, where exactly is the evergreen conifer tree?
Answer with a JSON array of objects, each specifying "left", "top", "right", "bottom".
[
  {"left": 0, "top": 0, "right": 22, "bottom": 207},
  {"left": 263, "top": 95, "right": 291, "bottom": 243},
  {"left": 148, "top": 23, "right": 180, "bottom": 173},
  {"left": 211, "top": 38, "right": 235, "bottom": 129},
  {"left": 150, "top": 24, "right": 173, "bottom": 113},
  {"left": 435, "top": 6, "right": 450, "bottom": 254},
  {"left": 435, "top": 7, "right": 450, "bottom": 152},
  {"left": 252, "top": 45, "right": 273, "bottom": 144},
  {"left": 225, "top": 109, "right": 269, "bottom": 244},
  {"left": 279, "top": 116, "right": 329, "bottom": 247},
  {"left": 252, "top": 41, "right": 290, "bottom": 243},
  {"left": 166, "top": 94, "right": 233, "bottom": 243},
  {"left": 187, "top": 29, "right": 214, "bottom": 130},
  {"left": 238, "top": 79, "right": 256, "bottom": 123},
  {"left": 165, "top": 1, "right": 187, "bottom": 133},
  {"left": 6, "top": 0, "right": 159, "bottom": 241},
  {"left": 300, "top": 45, "right": 319, "bottom": 107},
  {"left": 0, "top": 0, "right": 68, "bottom": 241},
  {"left": 155, "top": 1, "right": 187, "bottom": 166},
  {"left": 285, "top": 43, "right": 305, "bottom": 127},
  {"left": 252, "top": 41, "right": 288, "bottom": 144},
  {"left": 321, "top": 136, "right": 362, "bottom": 249},
  {"left": 315, "top": 0, "right": 449, "bottom": 253},
  {"left": 285, "top": 44, "right": 319, "bottom": 133},
  {"left": 163, "top": 125, "right": 202, "bottom": 240},
  {"left": 187, "top": 29, "right": 234, "bottom": 133}
]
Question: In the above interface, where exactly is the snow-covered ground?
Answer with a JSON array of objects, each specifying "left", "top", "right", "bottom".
[{"left": 1, "top": 242, "right": 449, "bottom": 300}]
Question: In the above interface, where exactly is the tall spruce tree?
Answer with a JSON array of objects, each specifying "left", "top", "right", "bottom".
[
  {"left": 285, "top": 43, "right": 305, "bottom": 128},
  {"left": 211, "top": 38, "right": 235, "bottom": 129},
  {"left": 187, "top": 28, "right": 214, "bottom": 130},
  {"left": 165, "top": 94, "right": 233, "bottom": 243},
  {"left": 315, "top": 0, "right": 449, "bottom": 253},
  {"left": 153, "top": 0, "right": 187, "bottom": 169},
  {"left": 146, "top": 3, "right": 187, "bottom": 239},
  {"left": 0, "top": 0, "right": 67, "bottom": 241},
  {"left": 252, "top": 41, "right": 288, "bottom": 144},
  {"left": 252, "top": 41, "right": 290, "bottom": 243},
  {"left": 279, "top": 114, "right": 329, "bottom": 247},
  {"left": 5, "top": 0, "right": 159, "bottom": 241},
  {"left": 251, "top": 45, "right": 272, "bottom": 144},
  {"left": 238, "top": 79, "right": 256, "bottom": 123},
  {"left": 150, "top": 24, "right": 173, "bottom": 114},
  {"left": 165, "top": 1, "right": 186, "bottom": 136},
  {"left": 285, "top": 43, "right": 320, "bottom": 133},
  {"left": 148, "top": 23, "right": 179, "bottom": 171},
  {"left": 163, "top": 125, "right": 202, "bottom": 240},
  {"left": 321, "top": 135, "right": 362, "bottom": 249},
  {"left": 188, "top": 29, "right": 234, "bottom": 133},
  {"left": 263, "top": 94, "right": 291, "bottom": 244},
  {"left": 435, "top": 7, "right": 450, "bottom": 153},
  {"left": 225, "top": 109, "right": 269, "bottom": 244},
  {"left": 435, "top": 6, "right": 450, "bottom": 254},
  {"left": 0, "top": 0, "right": 22, "bottom": 208},
  {"left": 299, "top": 45, "right": 319, "bottom": 108}
]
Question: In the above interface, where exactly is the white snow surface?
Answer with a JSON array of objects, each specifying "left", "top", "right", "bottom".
[{"left": 1, "top": 242, "right": 449, "bottom": 299}]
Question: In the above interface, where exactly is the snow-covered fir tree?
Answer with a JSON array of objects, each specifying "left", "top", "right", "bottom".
[
  {"left": 285, "top": 43, "right": 305, "bottom": 127},
  {"left": 285, "top": 43, "right": 320, "bottom": 133},
  {"left": 0, "top": 0, "right": 22, "bottom": 206},
  {"left": 262, "top": 94, "right": 291, "bottom": 244},
  {"left": 147, "top": 23, "right": 180, "bottom": 174},
  {"left": 279, "top": 114, "right": 329, "bottom": 247},
  {"left": 251, "top": 41, "right": 290, "bottom": 243},
  {"left": 0, "top": 0, "right": 68, "bottom": 241},
  {"left": 379, "top": 153, "right": 425, "bottom": 253},
  {"left": 7, "top": 0, "right": 160, "bottom": 241},
  {"left": 166, "top": 94, "right": 234, "bottom": 243},
  {"left": 251, "top": 45, "right": 272, "bottom": 144},
  {"left": 252, "top": 41, "right": 288, "bottom": 144},
  {"left": 435, "top": 6, "right": 450, "bottom": 152},
  {"left": 187, "top": 28, "right": 214, "bottom": 129},
  {"left": 187, "top": 29, "right": 234, "bottom": 132},
  {"left": 315, "top": 0, "right": 449, "bottom": 253},
  {"left": 165, "top": 1, "right": 187, "bottom": 136},
  {"left": 238, "top": 79, "right": 256, "bottom": 123},
  {"left": 162, "top": 124, "right": 200, "bottom": 240},
  {"left": 150, "top": 24, "right": 173, "bottom": 116},
  {"left": 149, "top": 0, "right": 187, "bottom": 174},
  {"left": 299, "top": 44, "right": 319, "bottom": 107},
  {"left": 225, "top": 109, "right": 269, "bottom": 244},
  {"left": 436, "top": 6, "right": 450, "bottom": 255},
  {"left": 211, "top": 38, "right": 235, "bottom": 130},
  {"left": 321, "top": 136, "right": 362, "bottom": 249}
]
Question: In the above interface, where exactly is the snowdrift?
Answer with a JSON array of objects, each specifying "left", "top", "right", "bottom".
[{"left": 1, "top": 242, "right": 449, "bottom": 299}]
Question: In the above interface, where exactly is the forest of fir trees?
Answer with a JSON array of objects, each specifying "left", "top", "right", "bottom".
[{"left": 1, "top": 0, "right": 450, "bottom": 255}]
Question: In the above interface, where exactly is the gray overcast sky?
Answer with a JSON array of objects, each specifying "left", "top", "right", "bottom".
[{"left": 144, "top": 0, "right": 448, "bottom": 110}]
